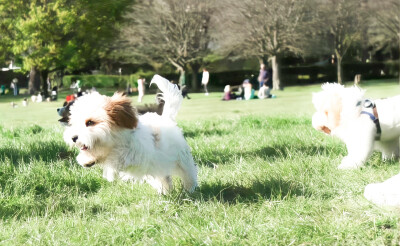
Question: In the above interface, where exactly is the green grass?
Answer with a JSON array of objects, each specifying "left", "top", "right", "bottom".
[{"left": 0, "top": 79, "right": 400, "bottom": 245}]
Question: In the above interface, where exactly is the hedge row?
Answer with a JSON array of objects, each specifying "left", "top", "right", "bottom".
[
  {"left": 31, "top": 61, "right": 400, "bottom": 90},
  {"left": 62, "top": 69, "right": 156, "bottom": 89},
  {"left": 62, "top": 75, "right": 131, "bottom": 89},
  {"left": 208, "top": 61, "right": 399, "bottom": 87}
]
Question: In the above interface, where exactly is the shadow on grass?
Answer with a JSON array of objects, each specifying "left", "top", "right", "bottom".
[
  {"left": 248, "top": 144, "right": 333, "bottom": 159},
  {"left": 0, "top": 140, "right": 75, "bottom": 165},
  {"left": 181, "top": 117, "right": 311, "bottom": 139},
  {"left": 0, "top": 172, "right": 104, "bottom": 220},
  {"left": 198, "top": 143, "right": 334, "bottom": 168},
  {"left": 195, "top": 177, "right": 308, "bottom": 204},
  {"left": 0, "top": 124, "right": 44, "bottom": 138},
  {"left": 183, "top": 128, "right": 231, "bottom": 138}
]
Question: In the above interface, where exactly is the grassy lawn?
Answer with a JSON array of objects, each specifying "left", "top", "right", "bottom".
[{"left": 0, "top": 79, "right": 399, "bottom": 245}]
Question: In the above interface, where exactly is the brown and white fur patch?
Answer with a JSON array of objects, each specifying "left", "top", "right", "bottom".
[{"left": 57, "top": 100, "right": 75, "bottom": 126}]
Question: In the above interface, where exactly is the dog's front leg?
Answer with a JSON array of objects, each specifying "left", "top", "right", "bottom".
[
  {"left": 103, "top": 165, "right": 117, "bottom": 182},
  {"left": 338, "top": 128, "right": 375, "bottom": 169},
  {"left": 76, "top": 151, "right": 97, "bottom": 168},
  {"left": 375, "top": 139, "right": 400, "bottom": 161},
  {"left": 364, "top": 173, "right": 400, "bottom": 207}
]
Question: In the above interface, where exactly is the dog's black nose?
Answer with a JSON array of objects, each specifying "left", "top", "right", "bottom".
[{"left": 72, "top": 136, "right": 78, "bottom": 143}]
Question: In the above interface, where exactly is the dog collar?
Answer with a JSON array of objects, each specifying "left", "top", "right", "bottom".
[{"left": 359, "top": 99, "right": 381, "bottom": 140}]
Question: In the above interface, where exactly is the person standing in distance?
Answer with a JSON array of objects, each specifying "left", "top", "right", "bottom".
[
  {"left": 201, "top": 67, "right": 210, "bottom": 96},
  {"left": 257, "top": 64, "right": 267, "bottom": 89}
]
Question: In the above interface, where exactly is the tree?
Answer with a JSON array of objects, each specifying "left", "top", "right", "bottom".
[
  {"left": 0, "top": 0, "right": 132, "bottom": 95},
  {"left": 213, "top": 0, "right": 316, "bottom": 90},
  {"left": 319, "top": 0, "right": 364, "bottom": 84},
  {"left": 368, "top": 0, "right": 400, "bottom": 82},
  {"left": 121, "top": 0, "right": 214, "bottom": 90}
]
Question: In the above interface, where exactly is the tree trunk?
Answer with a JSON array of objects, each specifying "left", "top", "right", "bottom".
[
  {"left": 361, "top": 0, "right": 369, "bottom": 63},
  {"left": 28, "top": 66, "right": 41, "bottom": 95},
  {"left": 189, "top": 63, "right": 200, "bottom": 91},
  {"left": 398, "top": 35, "right": 400, "bottom": 84},
  {"left": 337, "top": 56, "right": 343, "bottom": 84},
  {"left": 178, "top": 68, "right": 186, "bottom": 87},
  {"left": 102, "top": 60, "right": 113, "bottom": 75},
  {"left": 271, "top": 55, "right": 281, "bottom": 90},
  {"left": 40, "top": 69, "right": 49, "bottom": 98},
  {"left": 59, "top": 70, "right": 65, "bottom": 88},
  {"left": 258, "top": 56, "right": 268, "bottom": 66}
]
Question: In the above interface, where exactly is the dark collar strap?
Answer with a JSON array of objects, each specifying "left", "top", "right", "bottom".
[{"left": 360, "top": 102, "right": 381, "bottom": 141}]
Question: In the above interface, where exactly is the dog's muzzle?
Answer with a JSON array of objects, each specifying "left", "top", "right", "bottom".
[{"left": 84, "top": 162, "right": 95, "bottom": 168}]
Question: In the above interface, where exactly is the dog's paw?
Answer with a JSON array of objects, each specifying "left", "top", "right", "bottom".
[
  {"left": 102, "top": 166, "right": 117, "bottom": 182},
  {"left": 364, "top": 181, "right": 400, "bottom": 207},
  {"left": 77, "top": 152, "right": 96, "bottom": 168},
  {"left": 381, "top": 153, "right": 399, "bottom": 162},
  {"left": 338, "top": 157, "right": 363, "bottom": 170}
]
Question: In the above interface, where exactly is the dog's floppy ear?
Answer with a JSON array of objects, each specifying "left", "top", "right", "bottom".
[
  {"left": 312, "top": 112, "right": 332, "bottom": 135},
  {"left": 105, "top": 92, "right": 138, "bottom": 129},
  {"left": 325, "top": 92, "right": 342, "bottom": 130}
]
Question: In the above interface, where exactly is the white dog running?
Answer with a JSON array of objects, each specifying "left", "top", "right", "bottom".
[
  {"left": 63, "top": 75, "right": 198, "bottom": 194},
  {"left": 312, "top": 83, "right": 400, "bottom": 207}
]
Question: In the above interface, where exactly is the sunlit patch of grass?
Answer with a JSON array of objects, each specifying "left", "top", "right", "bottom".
[{"left": 0, "top": 79, "right": 399, "bottom": 244}]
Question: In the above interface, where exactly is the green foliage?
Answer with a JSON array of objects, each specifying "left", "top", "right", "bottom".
[
  {"left": 62, "top": 70, "right": 157, "bottom": 89},
  {"left": 63, "top": 75, "right": 132, "bottom": 89},
  {"left": 0, "top": 0, "right": 133, "bottom": 73},
  {"left": 128, "top": 69, "right": 156, "bottom": 87}
]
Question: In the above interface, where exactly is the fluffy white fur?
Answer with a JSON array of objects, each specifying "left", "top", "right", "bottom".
[
  {"left": 64, "top": 75, "right": 198, "bottom": 194},
  {"left": 312, "top": 83, "right": 400, "bottom": 207},
  {"left": 364, "top": 173, "right": 400, "bottom": 207}
]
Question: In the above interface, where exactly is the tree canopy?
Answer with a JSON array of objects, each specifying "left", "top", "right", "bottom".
[
  {"left": 121, "top": 0, "right": 215, "bottom": 90},
  {"left": 0, "top": 0, "right": 133, "bottom": 94},
  {"left": 0, "top": 0, "right": 399, "bottom": 90},
  {"left": 212, "top": 0, "right": 317, "bottom": 89}
]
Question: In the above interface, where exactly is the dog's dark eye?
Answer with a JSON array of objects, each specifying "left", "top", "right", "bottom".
[{"left": 85, "top": 120, "right": 96, "bottom": 127}]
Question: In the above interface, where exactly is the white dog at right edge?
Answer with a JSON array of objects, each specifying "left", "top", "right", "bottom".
[{"left": 312, "top": 83, "right": 400, "bottom": 207}]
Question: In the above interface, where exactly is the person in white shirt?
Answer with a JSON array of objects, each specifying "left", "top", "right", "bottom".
[
  {"left": 258, "top": 83, "right": 271, "bottom": 99},
  {"left": 201, "top": 68, "right": 210, "bottom": 96},
  {"left": 137, "top": 77, "right": 145, "bottom": 102}
]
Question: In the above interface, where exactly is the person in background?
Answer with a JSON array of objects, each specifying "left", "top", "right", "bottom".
[
  {"left": 70, "top": 80, "right": 77, "bottom": 92},
  {"left": 257, "top": 64, "right": 267, "bottom": 89},
  {"left": 178, "top": 68, "right": 185, "bottom": 87},
  {"left": 36, "top": 92, "right": 43, "bottom": 102},
  {"left": 126, "top": 81, "right": 132, "bottom": 95},
  {"left": 201, "top": 67, "right": 210, "bottom": 96},
  {"left": 11, "top": 78, "right": 18, "bottom": 96},
  {"left": 22, "top": 97, "right": 28, "bottom": 106},
  {"left": 258, "top": 68, "right": 274, "bottom": 99},
  {"left": 1, "top": 84, "right": 5, "bottom": 95},
  {"left": 177, "top": 69, "right": 191, "bottom": 99},
  {"left": 181, "top": 85, "right": 191, "bottom": 99},
  {"left": 222, "top": 85, "right": 237, "bottom": 101},
  {"left": 243, "top": 79, "right": 255, "bottom": 100},
  {"left": 258, "top": 83, "right": 271, "bottom": 99},
  {"left": 76, "top": 80, "right": 82, "bottom": 93},
  {"left": 137, "top": 77, "right": 145, "bottom": 103},
  {"left": 51, "top": 85, "right": 58, "bottom": 101},
  {"left": 47, "top": 77, "right": 52, "bottom": 93}
]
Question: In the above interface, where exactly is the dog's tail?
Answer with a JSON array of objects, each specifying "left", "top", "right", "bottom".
[{"left": 150, "top": 74, "right": 183, "bottom": 122}]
